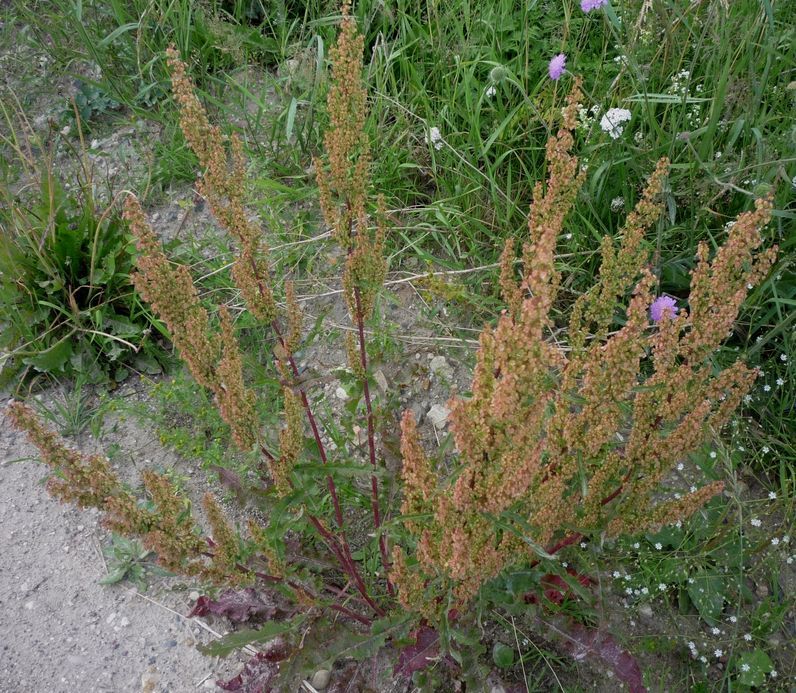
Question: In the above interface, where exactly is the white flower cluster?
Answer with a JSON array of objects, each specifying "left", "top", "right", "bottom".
[
  {"left": 576, "top": 103, "right": 602, "bottom": 132},
  {"left": 600, "top": 108, "right": 632, "bottom": 139},
  {"left": 426, "top": 126, "right": 443, "bottom": 151}
]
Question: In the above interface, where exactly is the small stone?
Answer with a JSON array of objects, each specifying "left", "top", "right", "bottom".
[
  {"left": 334, "top": 386, "right": 348, "bottom": 400},
  {"left": 141, "top": 669, "right": 160, "bottom": 692},
  {"left": 106, "top": 612, "right": 117, "bottom": 624},
  {"left": 429, "top": 355, "right": 453, "bottom": 380},
  {"left": 311, "top": 669, "right": 331, "bottom": 690},
  {"left": 189, "top": 591, "right": 200, "bottom": 601},
  {"left": 23, "top": 600, "right": 35, "bottom": 610},
  {"left": 638, "top": 604, "right": 653, "bottom": 618},
  {"left": 119, "top": 617, "right": 130, "bottom": 627},
  {"left": 427, "top": 404, "right": 451, "bottom": 430},
  {"left": 373, "top": 369, "right": 388, "bottom": 394},
  {"left": 410, "top": 402, "right": 425, "bottom": 424},
  {"left": 755, "top": 583, "right": 769, "bottom": 598}
]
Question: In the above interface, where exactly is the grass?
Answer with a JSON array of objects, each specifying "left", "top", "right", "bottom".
[{"left": 1, "top": 0, "right": 794, "bottom": 688}]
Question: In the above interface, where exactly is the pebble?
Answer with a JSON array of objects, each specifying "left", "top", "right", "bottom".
[
  {"left": 334, "top": 386, "right": 348, "bottom": 400},
  {"left": 311, "top": 669, "right": 331, "bottom": 690},
  {"left": 141, "top": 669, "right": 160, "bottom": 691},
  {"left": 189, "top": 591, "right": 200, "bottom": 601},
  {"left": 638, "top": 604, "right": 653, "bottom": 618},
  {"left": 106, "top": 613, "right": 117, "bottom": 625},
  {"left": 429, "top": 355, "right": 453, "bottom": 380},
  {"left": 373, "top": 369, "right": 388, "bottom": 394},
  {"left": 427, "top": 404, "right": 451, "bottom": 430}
]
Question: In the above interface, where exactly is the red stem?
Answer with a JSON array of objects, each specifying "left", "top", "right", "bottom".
[
  {"left": 353, "top": 287, "right": 394, "bottom": 595},
  {"left": 241, "top": 260, "right": 380, "bottom": 615},
  {"left": 530, "top": 477, "right": 628, "bottom": 570}
]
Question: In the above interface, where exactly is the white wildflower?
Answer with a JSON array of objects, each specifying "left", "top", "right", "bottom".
[
  {"left": 427, "top": 126, "right": 443, "bottom": 150},
  {"left": 600, "top": 108, "right": 632, "bottom": 139}
]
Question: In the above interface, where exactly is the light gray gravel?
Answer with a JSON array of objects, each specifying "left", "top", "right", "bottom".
[{"left": 0, "top": 401, "right": 226, "bottom": 693}]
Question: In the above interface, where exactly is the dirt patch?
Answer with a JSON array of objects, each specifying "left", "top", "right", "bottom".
[{"left": 0, "top": 387, "right": 255, "bottom": 692}]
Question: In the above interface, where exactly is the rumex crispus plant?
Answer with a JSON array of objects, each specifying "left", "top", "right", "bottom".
[
  {"left": 391, "top": 81, "right": 778, "bottom": 614},
  {"left": 7, "top": 1, "right": 780, "bottom": 685}
]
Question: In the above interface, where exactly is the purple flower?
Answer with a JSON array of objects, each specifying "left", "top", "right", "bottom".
[
  {"left": 548, "top": 53, "right": 567, "bottom": 81},
  {"left": 650, "top": 296, "right": 678, "bottom": 322},
  {"left": 581, "top": 0, "right": 608, "bottom": 12}
]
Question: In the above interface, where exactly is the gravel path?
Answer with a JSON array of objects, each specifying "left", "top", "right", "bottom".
[{"left": 0, "top": 401, "right": 224, "bottom": 693}]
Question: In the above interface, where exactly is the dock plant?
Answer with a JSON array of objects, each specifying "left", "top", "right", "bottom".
[{"left": 7, "top": 1, "right": 779, "bottom": 686}]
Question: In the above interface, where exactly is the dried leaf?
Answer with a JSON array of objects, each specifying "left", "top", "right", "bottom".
[
  {"left": 394, "top": 625, "right": 439, "bottom": 677},
  {"left": 189, "top": 588, "right": 279, "bottom": 623},
  {"left": 545, "top": 619, "right": 646, "bottom": 693},
  {"left": 217, "top": 638, "right": 290, "bottom": 692}
]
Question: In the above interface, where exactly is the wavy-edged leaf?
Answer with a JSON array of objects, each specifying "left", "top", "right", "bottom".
[
  {"left": 217, "top": 638, "right": 290, "bottom": 691},
  {"left": 395, "top": 625, "right": 440, "bottom": 676},
  {"left": 199, "top": 615, "right": 305, "bottom": 658},
  {"left": 189, "top": 588, "right": 282, "bottom": 623},
  {"left": 544, "top": 618, "right": 646, "bottom": 693}
]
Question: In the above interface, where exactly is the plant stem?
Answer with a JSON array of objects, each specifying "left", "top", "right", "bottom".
[
  {"left": 244, "top": 263, "right": 381, "bottom": 615},
  {"left": 353, "top": 286, "right": 394, "bottom": 595}
]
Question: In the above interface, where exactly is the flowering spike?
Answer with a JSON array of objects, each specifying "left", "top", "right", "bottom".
[
  {"left": 166, "top": 47, "right": 276, "bottom": 323},
  {"left": 394, "top": 84, "right": 777, "bottom": 614}
]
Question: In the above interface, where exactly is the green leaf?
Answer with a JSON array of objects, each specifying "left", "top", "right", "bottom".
[
  {"left": 132, "top": 352, "right": 162, "bottom": 375},
  {"left": 736, "top": 649, "right": 773, "bottom": 687},
  {"left": 24, "top": 336, "right": 74, "bottom": 373},
  {"left": 98, "top": 567, "right": 128, "bottom": 585},
  {"left": 505, "top": 570, "right": 535, "bottom": 599},
  {"left": 319, "top": 616, "right": 411, "bottom": 666},
  {"left": 198, "top": 617, "right": 305, "bottom": 658},
  {"left": 285, "top": 97, "right": 298, "bottom": 141},
  {"left": 686, "top": 571, "right": 726, "bottom": 625},
  {"left": 492, "top": 642, "right": 514, "bottom": 669}
]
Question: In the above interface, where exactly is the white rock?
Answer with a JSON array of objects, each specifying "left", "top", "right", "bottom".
[
  {"left": 373, "top": 369, "right": 388, "bottom": 394},
  {"left": 311, "top": 669, "right": 331, "bottom": 690},
  {"left": 334, "top": 386, "right": 348, "bottom": 401},
  {"left": 106, "top": 612, "right": 117, "bottom": 624},
  {"left": 427, "top": 404, "right": 451, "bottom": 430},
  {"left": 429, "top": 355, "right": 453, "bottom": 380}
]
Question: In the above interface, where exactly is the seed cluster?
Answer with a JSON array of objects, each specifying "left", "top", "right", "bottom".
[{"left": 393, "top": 83, "right": 777, "bottom": 610}]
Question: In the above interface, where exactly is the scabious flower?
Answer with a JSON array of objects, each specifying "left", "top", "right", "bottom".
[
  {"left": 548, "top": 53, "right": 567, "bottom": 81},
  {"left": 650, "top": 295, "right": 678, "bottom": 322},
  {"left": 581, "top": 0, "right": 608, "bottom": 11},
  {"left": 600, "top": 108, "right": 632, "bottom": 139}
]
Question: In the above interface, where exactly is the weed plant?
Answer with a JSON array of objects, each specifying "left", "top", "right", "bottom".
[
  {"left": 3, "top": 0, "right": 795, "bottom": 689},
  {"left": 0, "top": 114, "right": 167, "bottom": 385}
]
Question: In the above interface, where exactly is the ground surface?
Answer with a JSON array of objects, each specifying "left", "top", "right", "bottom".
[{"left": 0, "top": 393, "right": 236, "bottom": 693}]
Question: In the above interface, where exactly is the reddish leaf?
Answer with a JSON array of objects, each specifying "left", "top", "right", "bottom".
[
  {"left": 211, "top": 465, "right": 248, "bottom": 502},
  {"left": 327, "top": 660, "right": 367, "bottom": 693},
  {"left": 189, "top": 588, "right": 279, "bottom": 623},
  {"left": 548, "top": 620, "right": 646, "bottom": 693},
  {"left": 217, "top": 638, "right": 290, "bottom": 693},
  {"left": 525, "top": 569, "right": 593, "bottom": 606},
  {"left": 394, "top": 625, "right": 440, "bottom": 677}
]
